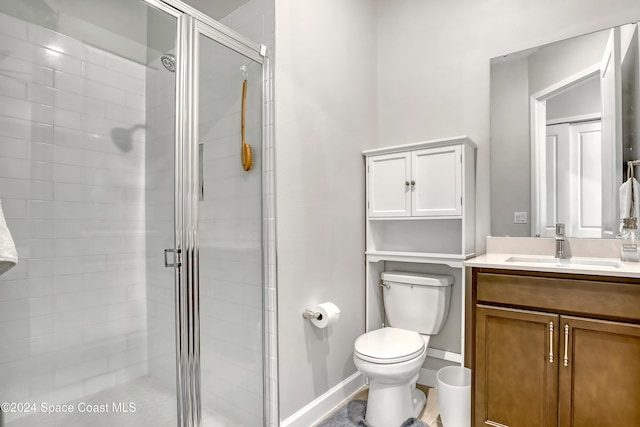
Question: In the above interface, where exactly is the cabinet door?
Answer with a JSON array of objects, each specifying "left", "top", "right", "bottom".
[
  {"left": 367, "top": 152, "right": 411, "bottom": 217},
  {"left": 558, "top": 316, "right": 640, "bottom": 427},
  {"left": 476, "top": 305, "right": 559, "bottom": 427},
  {"left": 411, "top": 145, "right": 462, "bottom": 216}
]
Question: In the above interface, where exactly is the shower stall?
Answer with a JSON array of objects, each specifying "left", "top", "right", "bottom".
[{"left": 0, "top": 1, "right": 275, "bottom": 426}]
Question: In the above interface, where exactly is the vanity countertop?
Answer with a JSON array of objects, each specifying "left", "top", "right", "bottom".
[
  {"left": 465, "top": 237, "right": 640, "bottom": 279},
  {"left": 465, "top": 253, "right": 640, "bottom": 278}
]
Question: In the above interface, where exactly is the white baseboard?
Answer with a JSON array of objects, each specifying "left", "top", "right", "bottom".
[
  {"left": 426, "top": 347, "right": 462, "bottom": 363},
  {"left": 280, "top": 371, "right": 365, "bottom": 427}
]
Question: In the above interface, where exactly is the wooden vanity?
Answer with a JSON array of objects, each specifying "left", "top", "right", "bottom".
[{"left": 468, "top": 267, "right": 640, "bottom": 427}]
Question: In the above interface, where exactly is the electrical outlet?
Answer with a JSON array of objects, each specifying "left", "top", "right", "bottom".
[{"left": 514, "top": 212, "right": 528, "bottom": 224}]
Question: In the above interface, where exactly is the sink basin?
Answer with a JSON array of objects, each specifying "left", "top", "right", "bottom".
[{"left": 505, "top": 256, "right": 622, "bottom": 269}]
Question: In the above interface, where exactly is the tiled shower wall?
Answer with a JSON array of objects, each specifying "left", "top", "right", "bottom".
[{"left": 0, "top": 12, "right": 148, "bottom": 419}]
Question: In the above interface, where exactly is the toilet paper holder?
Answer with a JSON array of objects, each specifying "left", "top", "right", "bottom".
[{"left": 302, "top": 309, "right": 323, "bottom": 320}]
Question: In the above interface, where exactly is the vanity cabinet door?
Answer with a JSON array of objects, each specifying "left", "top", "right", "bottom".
[
  {"left": 367, "top": 152, "right": 411, "bottom": 217},
  {"left": 476, "top": 305, "right": 559, "bottom": 427},
  {"left": 411, "top": 145, "right": 462, "bottom": 217},
  {"left": 558, "top": 316, "right": 640, "bottom": 427}
]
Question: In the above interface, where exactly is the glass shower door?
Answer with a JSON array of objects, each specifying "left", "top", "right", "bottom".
[
  {"left": 0, "top": 2, "right": 268, "bottom": 426},
  {"left": 196, "top": 26, "right": 264, "bottom": 427},
  {"left": 0, "top": 1, "right": 181, "bottom": 425}
]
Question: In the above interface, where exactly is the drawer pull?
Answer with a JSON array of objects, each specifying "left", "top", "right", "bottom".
[
  {"left": 563, "top": 324, "right": 569, "bottom": 367},
  {"left": 485, "top": 420, "right": 509, "bottom": 427},
  {"left": 548, "top": 321, "right": 554, "bottom": 363}
]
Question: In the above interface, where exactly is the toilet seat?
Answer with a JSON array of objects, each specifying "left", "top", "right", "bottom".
[{"left": 354, "top": 327, "right": 425, "bottom": 364}]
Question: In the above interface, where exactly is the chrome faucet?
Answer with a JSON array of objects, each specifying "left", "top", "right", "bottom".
[{"left": 555, "top": 223, "right": 567, "bottom": 259}]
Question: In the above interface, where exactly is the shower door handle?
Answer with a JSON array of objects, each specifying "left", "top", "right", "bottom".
[{"left": 164, "top": 249, "right": 181, "bottom": 268}]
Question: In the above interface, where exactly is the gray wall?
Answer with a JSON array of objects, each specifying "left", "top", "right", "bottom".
[
  {"left": 489, "top": 27, "right": 616, "bottom": 237},
  {"left": 622, "top": 25, "right": 640, "bottom": 166},
  {"left": 546, "top": 78, "right": 601, "bottom": 121},
  {"left": 218, "top": 0, "right": 640, "bottom": 421},
  {"left": 527, "top": 30, "right": 609, "bottom": 96},
  {"left": 376, "top": 0, "right": 640, "bottom": 243},
  {"left": 274, "top": 0, "right": 377, "bottom": 420},
  {"left": 490, "top": 57, "right": 531, "bottom": 236}
]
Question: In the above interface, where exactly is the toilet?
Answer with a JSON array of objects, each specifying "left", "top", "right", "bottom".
[{"left": 354, "top": 271, "right": 453, "bottom": 427}]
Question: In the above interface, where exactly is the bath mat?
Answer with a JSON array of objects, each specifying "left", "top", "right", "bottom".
[{"left": 316, "top": 400, "right": 430, "bottom": 427}]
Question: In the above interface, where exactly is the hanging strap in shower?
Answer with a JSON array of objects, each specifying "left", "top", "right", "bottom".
[{"left": 241, "top": 79, "right": 253, "bottom": 172}]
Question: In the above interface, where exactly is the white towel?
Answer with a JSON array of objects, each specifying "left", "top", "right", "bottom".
[
  {"left": 619, "top": 177, "right": 640, "bottom": 224},
  {"left": 0, "top": 200, "right": 17, "bottom": 275}
]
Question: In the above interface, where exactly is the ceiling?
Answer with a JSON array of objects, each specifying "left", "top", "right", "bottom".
[
  {"left": 0, "top": 0, "right": 250, "bottom": 64},
  {"left": 181, "top": 0, "right": 250, "bottom": 20}
]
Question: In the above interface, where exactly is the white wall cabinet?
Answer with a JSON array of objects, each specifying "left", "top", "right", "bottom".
[
  {"left": 363, "top": 136, "right": 476, "bottom": 386},
  {"left": 368, "top": 145, "right": 462, "bottom": 218},
  {"left": 368, "top": 151, "right": 412, "bottom": 217},
  {"left": 412, "top": 145, "right": 462, "bottom": 216}
]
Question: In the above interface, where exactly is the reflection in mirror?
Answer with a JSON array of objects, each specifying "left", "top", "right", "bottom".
[{"left": 491, "top": 23, "right": 640, "bottom": 238}]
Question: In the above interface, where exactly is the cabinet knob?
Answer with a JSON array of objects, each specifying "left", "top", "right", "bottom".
[
  {"left": 411, "top": 180, "right": 415, "bottom": 187},
  {"left": 405, "top": 181, "right": 410, "bottom": 187}
]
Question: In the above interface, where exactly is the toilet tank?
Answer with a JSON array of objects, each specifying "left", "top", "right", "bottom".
[{"left": 381, "top": 271, "right": 453, "bottom": 335}]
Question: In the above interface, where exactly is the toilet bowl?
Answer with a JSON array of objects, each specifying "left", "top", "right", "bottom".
[
  {"left": 353, "top": 327, "right": 430, "bottom": 427},
  {"left": 354, "top": 271, "right": 453, "bottom": 427}
]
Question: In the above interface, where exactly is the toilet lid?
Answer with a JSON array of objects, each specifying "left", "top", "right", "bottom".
[{"left": 354, "top": 327, "right": 425, "bottom": 364}]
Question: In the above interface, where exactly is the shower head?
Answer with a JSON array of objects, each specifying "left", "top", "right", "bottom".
[{"left": 161, "top": 54, "right": 175, "bottom": 73}]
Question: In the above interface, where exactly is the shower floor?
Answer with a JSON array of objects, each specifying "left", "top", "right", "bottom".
[{"left": 5, "top": 377, "right": 230, "bottom": 427}]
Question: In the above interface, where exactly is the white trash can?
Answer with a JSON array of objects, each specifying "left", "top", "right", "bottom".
[{"left": 436, "top": 366, "right": 471, "bottom": 427}]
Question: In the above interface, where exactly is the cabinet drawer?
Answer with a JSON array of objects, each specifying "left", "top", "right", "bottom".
[{"left": 476, "top": 271, "right": 640, "bottom": 322}]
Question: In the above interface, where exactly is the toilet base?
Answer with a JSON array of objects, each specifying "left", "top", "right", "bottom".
[
  {"left": 353, "top": 340, "right": 428, "bottom": 427},
  {"left": 412, "top": 386, "right": 426, "bottom": 417},
  {"left": 364, "top": 376, "right": 427, "bottom": 427}
]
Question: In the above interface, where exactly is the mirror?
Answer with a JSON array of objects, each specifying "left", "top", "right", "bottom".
[{"left": 491, "top": 23, "right": 640, "bottom": 238}]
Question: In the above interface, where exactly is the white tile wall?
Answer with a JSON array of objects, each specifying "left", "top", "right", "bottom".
[{"left": 0, "top": 12, "right": 149, "bottom": 421}]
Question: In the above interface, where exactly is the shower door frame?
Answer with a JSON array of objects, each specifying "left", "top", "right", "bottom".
[{"left": 144, "top": 1, "right": 275, "bottom": 426}]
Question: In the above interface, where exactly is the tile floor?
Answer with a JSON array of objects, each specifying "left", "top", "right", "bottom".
[{"left": 4, "top": 377, "right": 228, "bottom": 427}]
